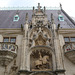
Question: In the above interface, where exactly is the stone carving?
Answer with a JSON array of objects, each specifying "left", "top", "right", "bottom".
[
  {"left": 9, "top": 60, "right": 18, "bottom": 75},
  {"left": 34, "top": 52, "right": 49, "bottom": 69},
  {"left": 35, "top": 35, "right": 46, "bottom": 46}
]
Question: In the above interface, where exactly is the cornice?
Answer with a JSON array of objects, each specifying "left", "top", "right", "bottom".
[{"left": 58, "top": 28, "right": 75, "bottom": 34}]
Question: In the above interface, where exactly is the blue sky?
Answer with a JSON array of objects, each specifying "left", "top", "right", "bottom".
[{"left": 0, "top": 0, "right": 75, "bottom": 17}]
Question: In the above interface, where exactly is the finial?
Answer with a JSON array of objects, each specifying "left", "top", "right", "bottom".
[
  {"left": 44, "top": 6, "right": 46, "bottom": 13},
  {"left": 60, "top": 3, "right": 62, "bottom": 9},
  {"left": 37, "top": 3, "right": 41, "bottom": 12},
  {"left": 57, "top": 24, "right": 60, "bottom": 30},
  {"left": 33, "top": 6, "right": 35, "bottom": 14},
  {"left": 51, "top": 13, "right": 54, "bottom": 24},
  {"left": 25, "top": 13, "right": 28, "bottom": 24},
  {"left": 21, "top": 24, "right": 23, "bottom": 31},
  {"left": 26, "top": 13, "right": 28, "bottom": 19},
  {"left": 33, "top": 6, "right": 35, "bottom": 10}
]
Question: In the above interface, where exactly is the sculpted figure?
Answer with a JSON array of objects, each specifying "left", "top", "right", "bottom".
[{"left": 34, "top": 52, "right": 50, "bottom": 69}]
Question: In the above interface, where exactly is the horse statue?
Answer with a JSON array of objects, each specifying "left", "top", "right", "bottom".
[{"left": 34, "top": 55, "right": 49, "bottom": 69}]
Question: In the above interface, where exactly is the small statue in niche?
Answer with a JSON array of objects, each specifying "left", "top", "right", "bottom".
[{"left": 34, "top": 51, "right": 50, "bottom": 69}]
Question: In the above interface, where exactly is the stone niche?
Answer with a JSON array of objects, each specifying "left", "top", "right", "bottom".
[
  {"left": 29, "top": 27, "right": 52, "bottom": 47},
  {"left": 30, "top": 50, "right": 53, "bottom": 71}
]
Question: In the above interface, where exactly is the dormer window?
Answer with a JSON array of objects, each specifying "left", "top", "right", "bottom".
[
  {"left": 58, "top": 15, "right": 64, "bottom": 21},
  {"left": 13, "top": 14, "right": 19, "bottom": 21}
]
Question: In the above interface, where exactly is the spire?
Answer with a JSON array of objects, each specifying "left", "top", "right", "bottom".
[
  {"left": 25, "top": 13, "right": 28, "bottom": 24},
  {"left": 33, "top": 6, "right": 35, "bottom": 14},
  {"left": 51, "top": 13, "right": 54, "bottom": 24},
  {"left": 24, "top": 13, "right": 29, "bottom": 30},
  {"left": 44, "top": 6, "right": 46, "bottom": 13},
  {"left": 37, "top": 3, "right": 41, "bottom": 12},
  {"left": 60, "top": 3, "right": 62, "bottom": 9}
]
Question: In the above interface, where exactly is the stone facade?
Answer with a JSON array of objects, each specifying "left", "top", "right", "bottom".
[{"left": 0, "top": 3, "right": 75, "bottom": 75}]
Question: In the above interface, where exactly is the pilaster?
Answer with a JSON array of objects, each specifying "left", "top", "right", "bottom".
[
  {"left": 20, "top": 13, "right": 29, "bottom": 70},
  {"left": 51, "top": 13, "right": 65, "bottom": 74}
]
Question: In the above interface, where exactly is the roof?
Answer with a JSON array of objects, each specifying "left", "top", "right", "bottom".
[{"left": 0, "top": 8, "right": 75, "bottom": 29}]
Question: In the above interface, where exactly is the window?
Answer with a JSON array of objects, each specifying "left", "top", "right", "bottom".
[
  {"left": 4, "top": 37, "right": 9, "bottom": 42},
  {"left": 70, "top": 37, "right": 75, "bottom": 42},
  {"left": 10, "top": 37, "right": 16, "bottom": 43},
  {"left": 13, "top": 15, "right": 19, "bottom": 21},
  {"left": 64, "top": 37, "right": 75, "bottom": 42},
  {"left": 64, "top": 37, "right": 69, "bottom": 42},
  {"left": 58, "top": 15, "right": 64, "bottom": 21},
  {"left": 3, "top": 37, "right": 16, "bottom": 44}
]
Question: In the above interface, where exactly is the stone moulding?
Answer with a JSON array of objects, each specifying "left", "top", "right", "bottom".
[{"left": 18, "top": 70, "right": 54, "bottom": 75}]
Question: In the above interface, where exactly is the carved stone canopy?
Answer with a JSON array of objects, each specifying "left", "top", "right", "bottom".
[{"left": 35, "top": 33, "right": 47, "bottom": 46}]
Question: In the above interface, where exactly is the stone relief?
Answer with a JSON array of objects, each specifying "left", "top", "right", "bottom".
[
  {"left": 30, "top": 50, "right": 52, "bottom": 71},
  {"left": 34, "top": 52, "right": 49, "bottom": 69},
  {"left": 35, "top": 35, "right": 46, "bottom": 46}
]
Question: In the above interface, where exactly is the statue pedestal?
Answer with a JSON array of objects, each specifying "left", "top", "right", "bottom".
[{"left": 32, "top": 69, "right": 52, "bottom": 71}]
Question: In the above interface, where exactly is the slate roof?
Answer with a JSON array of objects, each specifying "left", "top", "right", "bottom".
[{"left": 0, "top": 9, "right": 75, "bottom": 29}]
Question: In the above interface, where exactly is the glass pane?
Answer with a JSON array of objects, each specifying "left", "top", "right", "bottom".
[
  {"left": 10, "top": 37, "right": 16, "bottom": 43},
  {"left": 15, "top": 17, "right": 18, "bottom": 20},
  {"left": 70, "top": 37, "right": 75, "bottom": 42},
  {"left": 4, "top": 37, "right": 9, "bottom": 42},
  {"left": 2, "top": 44, "right": 8, "bottom": 49},
  {"left": 64, "top": 37, "right": 69, "bottom": 42}
]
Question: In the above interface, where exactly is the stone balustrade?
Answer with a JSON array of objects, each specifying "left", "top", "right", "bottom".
[
  {"left": 64, "top": 42, "right": 75, "bottom": 52},
  {"left": 0, "top": 42, "right": 18, "bottom": 66},
  {"left": 64, "top": 42, "right": 75, "bottom": 64},
  {"left": 0, "top": 42, "right": 18, "bottom": 53}
]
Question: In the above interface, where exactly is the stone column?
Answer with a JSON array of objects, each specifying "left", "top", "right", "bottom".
[
  {"left": 51, "top": 13, "right": 65, "bottom": 75},
  {"left": 20, "top": 13, "right": 29, "bottom": 70},
  {"left": 52, "top": 23, "right": 65, "bottom": 75}
]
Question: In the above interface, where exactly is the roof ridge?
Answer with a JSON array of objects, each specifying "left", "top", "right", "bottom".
[
  {"left": 61, "top": 9, "right": 75, "bottom": 25},
  {"left": 0, "top": 7, "right": 60, "bottom": 10}
]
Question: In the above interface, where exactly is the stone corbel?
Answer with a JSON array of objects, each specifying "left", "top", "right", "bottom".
[{"left": 9, "top": 60, "right": 18, "bottom": 75}]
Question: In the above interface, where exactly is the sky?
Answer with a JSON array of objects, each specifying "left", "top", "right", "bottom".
[{"left": 0, "top": 0, "right": 75, "bottom": 17}]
